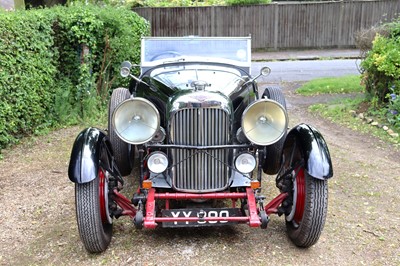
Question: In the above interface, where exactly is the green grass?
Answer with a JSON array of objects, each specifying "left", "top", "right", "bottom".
[
  {"left": 296, "top": 75, "right": 364, "bottom": 96},
  {"left": 309, "top": 97, "right": 399, "bottom": 145},
  {"left": 300, "top": 75, "right": 399, "bottom": 142},
  {"left": 309, "top": 97, "right": 362, "bottom": 120}
]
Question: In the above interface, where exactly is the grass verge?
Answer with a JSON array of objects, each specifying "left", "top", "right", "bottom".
[
  {"left": 297, "top": 74, "right": 399, "bottom": 145},
  {"left": 296, "top": 75, "right": 363, "bottom": 96},
  {"left": 309, "top": 97, "right": 399, "bottom": 145}
]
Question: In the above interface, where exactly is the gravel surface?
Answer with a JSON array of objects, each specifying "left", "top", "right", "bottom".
[{"left": 0, "top": 82, "right": 399, "bottom": 266}]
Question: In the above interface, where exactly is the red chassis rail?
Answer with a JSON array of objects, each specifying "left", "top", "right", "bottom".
[{"left": 112, "top": 187, "right": 288, "bottom": 229}]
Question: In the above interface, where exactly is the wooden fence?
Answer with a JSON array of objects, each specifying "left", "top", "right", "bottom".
[{"left": 133, "top": 0, "right": 400, "bottom": 49}]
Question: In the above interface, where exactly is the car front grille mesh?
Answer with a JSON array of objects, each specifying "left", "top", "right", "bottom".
[{"left": 170, "top": 108, "right": 230, "bottom": 192}]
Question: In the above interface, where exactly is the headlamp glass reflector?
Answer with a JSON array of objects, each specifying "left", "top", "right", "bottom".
[
  {"left": 112, "top": 98, "right": 160, "bottom": 144},
  {"left": 242, "top": 99, "right": 288, "bottom": 145},
  {"left": 147, "top": 152, "right": 168, "bottom": 174},
  {"left": 235, "top": 152, "right": 256, "bottom": 174}
]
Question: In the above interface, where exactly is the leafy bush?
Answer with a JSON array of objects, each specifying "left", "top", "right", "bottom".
[
  {"left": 387, "top": 86, "right": 400, "bottom": 128},
  {"left": 354, "top": 25, "right": 390, "bottom": 57},
  {"left": 102, "top": 0, "right": 270, "bottom": 7},
  {"left": 0, "top": 11, "right": 57, "bottom": 148},
  {"left": 225, "top": 0, "right": 270, "bottom": 5},
  {"left": 361, "top": 35, "right": 400, "bottom": 101},
  {"left": 360, "top": 17, "right": 400, "bottom": 131},
  {"left": 51, "top": 4, "right": 149, "bottom": 123},
  {"left": 0, "top": 5, "right": 150, "bottom": 153},
  {"left": 144, "top": 0, "right": 225, "bottom": 6}
]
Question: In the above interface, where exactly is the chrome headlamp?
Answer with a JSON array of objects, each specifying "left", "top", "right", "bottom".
[
  {"left": 147, "top": 152, "right": 168, "bottom": 174},
  {"left": 242, "top": 99, "right": 288, "bottom": 146},
  {"left": 112, "top": 98, "right": 160, "bottom": 144},
  {"left": 235, "top": 152, "right": 257, "bottom": 174}
]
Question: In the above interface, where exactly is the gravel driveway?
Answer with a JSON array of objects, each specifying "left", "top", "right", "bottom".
[{"left": 0, "top": 82, "right": 399, "bottom": 266}]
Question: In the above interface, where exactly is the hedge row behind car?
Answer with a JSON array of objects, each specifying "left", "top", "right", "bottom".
[{"left": 0, "top": 4, "right": 149, "bottom": 155}]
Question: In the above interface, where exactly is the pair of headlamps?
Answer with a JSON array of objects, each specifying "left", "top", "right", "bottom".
[
  {"left": 113, "top": 97, "right": 287, "bottom": 147},
  {"left": 146, "top": 152, "right": 256, "bottom": 175},
  {"left": 112, "top": 97, "right": 287, "bottom": 175}
]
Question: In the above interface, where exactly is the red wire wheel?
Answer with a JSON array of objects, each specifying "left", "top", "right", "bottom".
[
  {"left": 285, "top": 166, "right": 328, "bottom": 248},
  {"left": 98, "top": 168, "right": 108, "bottom": 224},
  {"left": 293, "top": 167, "right": 305, "bottom": 224}
]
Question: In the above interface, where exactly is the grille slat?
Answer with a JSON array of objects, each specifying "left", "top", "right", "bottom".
[{"left": 171, "top": 108, "right": 229, "bottom": 192}]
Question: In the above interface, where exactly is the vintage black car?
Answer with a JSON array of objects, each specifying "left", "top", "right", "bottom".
[{"left": 68, "top": 37, "right": 333, "bottom": 253}]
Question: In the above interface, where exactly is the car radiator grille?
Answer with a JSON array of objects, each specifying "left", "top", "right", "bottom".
[{"left": 170, "top": 108, "right": 230, "bottom": 193}]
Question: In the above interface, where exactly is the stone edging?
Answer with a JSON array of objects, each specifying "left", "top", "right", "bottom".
[{"left": 349, "top": 110, "right": 399, "bottom": 138}]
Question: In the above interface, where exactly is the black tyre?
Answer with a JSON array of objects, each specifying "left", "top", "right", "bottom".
[
  {"left": 285, "top": 167, "right": 328, "bottom": 247},
  {"left": 261, "top": 86, "right": 287, "bottom": 175},
  {"left": 76, "top": 168, "right": 113, "bottom": 253},
  {"left": 108, "top": 88, "right": 133, "bottom": 176}
]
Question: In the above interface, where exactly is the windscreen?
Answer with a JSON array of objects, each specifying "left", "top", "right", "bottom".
[
  {"left": 150, "top": 65, "right": 246, "bottom": 94},
  {"left": 141, "top": 37, "right": 251, "bottom": 68}
]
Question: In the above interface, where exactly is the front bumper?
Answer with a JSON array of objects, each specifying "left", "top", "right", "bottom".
[{"left": 111, "top": 187, "right": 288, "bottom": 229}]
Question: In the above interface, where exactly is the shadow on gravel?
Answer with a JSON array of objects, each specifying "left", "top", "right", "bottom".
[{"left": 144, "top": 226, "right": 239, "bottom": 239}]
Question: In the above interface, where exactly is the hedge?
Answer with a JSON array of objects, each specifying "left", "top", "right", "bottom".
[
  {"left": 361, "top": 17, "right": 400, "bottom": 128},
  {"left": 0, "top": 4, "right": 150, "bottom": 153}
]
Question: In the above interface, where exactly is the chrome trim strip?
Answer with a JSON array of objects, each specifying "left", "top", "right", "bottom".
[{"left": 145, "top": 144, "right": 252, "bottom": 150}]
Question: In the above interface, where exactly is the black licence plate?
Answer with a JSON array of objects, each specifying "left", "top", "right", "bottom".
[{"left": 161, "top": 208, "right": 242, "bottom": 228}]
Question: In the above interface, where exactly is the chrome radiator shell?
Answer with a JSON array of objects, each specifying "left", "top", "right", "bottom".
[{"left": 169, "top": 91, "right": 232, "bottom": 193}]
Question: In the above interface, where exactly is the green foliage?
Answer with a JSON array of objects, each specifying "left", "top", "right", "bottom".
[
  {"left": 387, "top": 86, "right": 400, "bottom": 128},
  {"left": 361, "top": 16, "right": 400, "bottom": 131},
  {"left": 51, "top": 4, "right": 149, "bottom": 123},
  {"left": 296, "top": 75, "right": 364, "bottom": 96},
  {"left": 77, "top": 0, "right": 270, "bottom": 7},
  {"left": 309, "top": 97, "right": 364, "bottom": 121},
  {"left": 309, "top": 97, "right": 399, "bottom": 145},
  {"left": 0, "top": 10, "right": 57, "bottom": 148},
  {"left": 0, "top": 5, "right": 150, "bottom": 152},
  {"left": 143, "top": 0, "right": 225, "bottom": 6},
  {"left": 361, "top": 35, "right": 400, "bottom": 101},
  {"left": 225, "top": 0, "right": 270, "bottom": 5}
]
